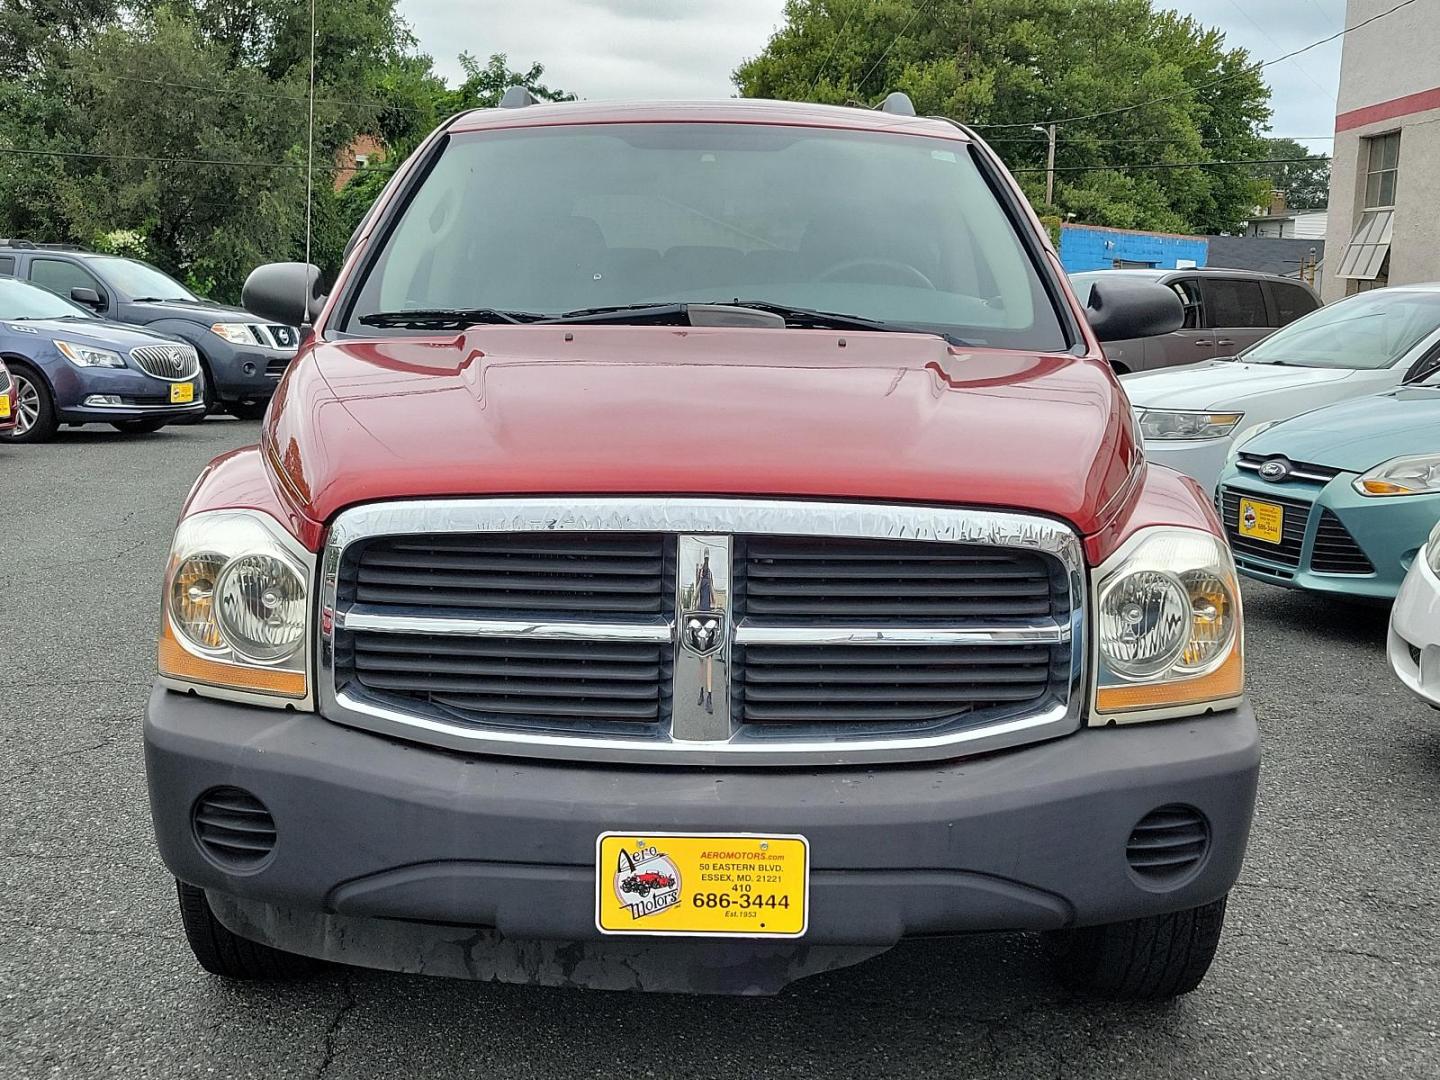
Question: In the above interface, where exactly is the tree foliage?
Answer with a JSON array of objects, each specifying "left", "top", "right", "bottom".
[
  {"left": 0, "top": 2, "right": 567, "bottom": 302},
  {"left": 735, "top": 0, "right": 1276, "bottom": 233},
  {"left": 1255, "top": 137, "right": 1331, "bottom": 210}
]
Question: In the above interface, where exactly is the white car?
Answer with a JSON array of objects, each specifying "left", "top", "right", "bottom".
[
  {"left": 1121, "top": 285, "right": 1440, "bottom": 493},
  {"left": 1390, "top": 522, "right": 1440, "bottom": 709}
]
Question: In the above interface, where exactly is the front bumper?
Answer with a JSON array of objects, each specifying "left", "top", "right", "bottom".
[
  {"left": 201, "top": 338, "right": 295, "bottom": 402},
  {"left": 1389, "top": 555, "right": 1440, "bottom": 708},
  {"left": 47, "top": 361, "right": 207, "bottom": 424},
  {"left": 1217, "top": 472, "right": 1436, "bottom": 601},
  {"left": 146, "top": 684, "right": 1259, "bottom": 989}
]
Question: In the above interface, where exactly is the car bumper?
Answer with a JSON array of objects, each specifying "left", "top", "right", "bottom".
[
  {"left": 46, "top": 362, "right": 207, "bottom": 424},
  {"left": 145, "top": 684, "right": 1259, "bottom": 991},
  {"left": 201, "top": 339, "right": 295, "bottom": 402},
  {"left": 1389, "top": 556, "right": 1440, "bottom": 707},
  {"left": 1140, "top": 439, "right": 1234, "bottom": 496},
  {"left": 1217, "top": 472, "right": 1435, "bottom": 600}
]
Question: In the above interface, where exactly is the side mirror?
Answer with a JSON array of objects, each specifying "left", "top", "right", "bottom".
[
  {"left": 1080, "top": 278, "right": 1184, "bottom": 342},
  {"left": 242, "top": 262, "right": 325, "bottom": 328},
  {"left": 70, "top": 286, "right": 104, "bottom": 310}
]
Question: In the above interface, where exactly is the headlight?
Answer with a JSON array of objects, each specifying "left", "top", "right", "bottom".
[
  {"left": 1093, "top": 527, "right": 1243, "bottom": 721},
  {"left": 54, "top": 340, "right": 125, "bottom": 368},
  {"left": 1137, "top": 410, "right": 1244, "bottom": 441},
  {"left": 1354, "top": 454, "right": 1440, "bottom": 497},
  {"left": 160, "top": 510, "right": 313, "bottom": 702},
  {"left": 210, "top": 323, "right": 256, "bottom": 344}
]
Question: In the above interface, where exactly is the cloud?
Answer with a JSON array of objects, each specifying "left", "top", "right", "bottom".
[{"left": 400, "top": 0, "right": 1345, "bottom": 149}]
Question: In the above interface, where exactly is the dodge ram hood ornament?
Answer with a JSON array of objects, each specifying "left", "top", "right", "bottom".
[{"left": 680, "top": 611, "right": 725, "bottom": 657}]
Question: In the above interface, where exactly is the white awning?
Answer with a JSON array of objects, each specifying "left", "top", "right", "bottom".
[{"left": 1335, "top": 209, "right": 1394, "bottom": 280}]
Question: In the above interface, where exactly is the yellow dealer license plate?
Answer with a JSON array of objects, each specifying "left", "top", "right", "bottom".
[
  {"left": 0, "top": 395, "right": 9, "bottom": 419},
  {"left": 596, "top": 832, "right": 809, "bottom": 938},
  {"left": 1238, "top": 497, "right": 1283, "bottom": 545},
  {"left": 170, "top": 382, "right": 195, "bottom": 404}
]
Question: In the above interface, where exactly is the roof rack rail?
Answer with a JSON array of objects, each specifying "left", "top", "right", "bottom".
[
  {"left": 878, "top": 92, "right": 916, "bottom": 117},
  {"left": 0, "top": 239, "right": 86, "bottom": 251},
  {"left": 499, "top": 85, "right": 539, "bottom": 109}
]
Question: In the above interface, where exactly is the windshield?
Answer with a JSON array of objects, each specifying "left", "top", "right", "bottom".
[
  {"left": 1241, "top": 290, "right": 1440, "bottom": 370},
  {"left": 0, "top": 277, "right": 96, "bottom": 320},
  {"left": 345, "top": 123, "right": 1067, "bottom": 350},
  {"left": 90, "top": 256, "right": 196, "bottom": 301}
]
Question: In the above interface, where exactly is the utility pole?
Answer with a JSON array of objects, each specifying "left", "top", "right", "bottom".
[{"left": 1033, "top": 123, "right": 1057, "bottom": 206}]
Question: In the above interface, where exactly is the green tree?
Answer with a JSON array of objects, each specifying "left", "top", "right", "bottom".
[
  {"left": 734, "top": 0, "right": 1274, "bottom": 233},
  {"left": 1255, "top": 136, "right": 1331, "bottom": 210}
]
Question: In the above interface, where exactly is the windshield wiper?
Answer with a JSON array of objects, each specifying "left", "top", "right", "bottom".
[
  {"left": 721, "top": 299, "right": 969, "bottom": 344},
  {"left": 539, "top": 300, "right": 968, "bottom": 343},
  {"left": 359, "top": 307, "right": 544, "bottom": 329}
]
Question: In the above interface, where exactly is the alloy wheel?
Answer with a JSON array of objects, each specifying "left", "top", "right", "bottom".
[{"left": 12, "top": 372, "right": 39, "bottom": 436}]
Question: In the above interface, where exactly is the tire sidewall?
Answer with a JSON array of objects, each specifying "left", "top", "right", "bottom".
[{"left": 3, "top": 360, "right": 59, "bottom": 443}]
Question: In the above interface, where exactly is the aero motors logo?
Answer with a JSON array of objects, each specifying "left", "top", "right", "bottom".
[{"left": 614, "top": 843, "right": 682, "bottom": 921}]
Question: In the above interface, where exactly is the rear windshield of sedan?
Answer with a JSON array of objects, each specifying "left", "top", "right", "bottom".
[
  {"left": 344, "top": 123, "right": 1068, "bottom": 351},
  {"left": 1241, "top": 290, "right": 1440, "bottom": 369}
]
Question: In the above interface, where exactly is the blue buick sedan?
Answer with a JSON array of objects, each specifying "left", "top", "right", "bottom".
[{"left": 0, "top": 277, "right": 205, "bottom": 442}]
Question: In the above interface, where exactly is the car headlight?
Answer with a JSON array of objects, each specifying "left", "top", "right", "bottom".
[
  {"left": 1092, "top": 527, "right": 1243, "bottom": 721},
  {"left": 210, "top": 322, "right": 256, "bottom": 344},
  {"left": 1354, "top": 454, "right": 1440, "bottom": 497},
  {"left": 54, "top": 340, "right": 126, "bottom": 368},
  {"left": 159, "top": 510, "right": 314, "bottom": 703},
  {"left": 1137, "top": 410, "right": 1244, "bottom": 441}
]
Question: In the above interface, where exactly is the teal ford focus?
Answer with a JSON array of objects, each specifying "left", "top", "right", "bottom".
[{"left": 1214, "top": 385, "right": 1440, "bottom": 600}]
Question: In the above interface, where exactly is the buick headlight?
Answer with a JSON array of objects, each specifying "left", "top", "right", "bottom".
[
  {"left": 210, "top": 322, "right": 256, "bottom": 344},
  {"left": 160, "top": 510, "right": 313, "bottom": 702},
  {"left": 1137, "top": 410, "right": 1244, "bottom": 441},
  {"left": 1354, "top": 454, "right": 1440, "bottom": 497},
  {"left": 1093, "top": 527, "right": 1243, "bottom": 720},
  {"left": 54, "top": 340, "right": 125, "bottom": 368}
]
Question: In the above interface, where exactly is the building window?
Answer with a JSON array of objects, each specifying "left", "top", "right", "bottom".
[
  {"left": 354, "top": 153, "right": 370, "bottom": 168},
  {"left": 1364, "top": 132, "right": 1400, "bottom": 209}
]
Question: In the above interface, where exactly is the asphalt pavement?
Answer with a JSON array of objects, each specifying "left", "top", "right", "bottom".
[{"left": 3, "top": 419, "right": 1438, "bottom": 1079}]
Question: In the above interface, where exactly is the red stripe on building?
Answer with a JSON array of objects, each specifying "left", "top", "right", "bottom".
[{"left": 1336, "top": 85, "right": 1440, "bottom": 132}]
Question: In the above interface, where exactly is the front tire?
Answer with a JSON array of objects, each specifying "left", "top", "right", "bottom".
[
  {"left": 175, "top": 880, "right": 319, "bottom": 980},
  {"left": 3, "top": 361, "right": 59, "bottom": 442},
  {"left": 1046, "top": 895, "right": 1228, "bottom": 1001},
  {"left": 110, "top": 418, "right": 169, "bottom": 434}
]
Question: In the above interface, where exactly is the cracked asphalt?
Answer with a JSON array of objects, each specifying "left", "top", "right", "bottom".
[{"left": 3, "top": 419, "right": 1439, "bottom": 1079}]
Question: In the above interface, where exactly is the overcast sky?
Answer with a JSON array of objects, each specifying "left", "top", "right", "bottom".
[{"left": 401, "top": 0, "right": 1346, "bottom": 153}]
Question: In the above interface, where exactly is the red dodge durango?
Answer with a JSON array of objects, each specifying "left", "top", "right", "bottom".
[{"left": 144, "top": 92, "right": 1257, "bottom": 999}]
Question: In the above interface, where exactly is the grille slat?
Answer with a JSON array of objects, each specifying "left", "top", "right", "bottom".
[
  {"left": 193, "top": 788, "right": 276, "bottom": 870},
  {"left": 1126, "top": 805, "right": 1209, "bottom": 884},
  {"left": 130, "top": 343, "right": 200, "bottom": 381},
  {"left": 1311, "top": 511, "right": 1375, "bottom": 574}
]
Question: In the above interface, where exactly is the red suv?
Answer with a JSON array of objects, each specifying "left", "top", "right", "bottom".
[{"left": 145, "top": 92, "right": 1256, "bottom": 1000}]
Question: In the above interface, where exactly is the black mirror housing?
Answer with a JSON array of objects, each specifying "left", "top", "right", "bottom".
[
  {"left": 1081, "top": 277, "right": 1185, "bottom": 343},
  {"left": 242, "top": 262, "right": 325, "bottom": 328},
  {"left": 70, "top": 286, "right": 103, "bottom": 309}
]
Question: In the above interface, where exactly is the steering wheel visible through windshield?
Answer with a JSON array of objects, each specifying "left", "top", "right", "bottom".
[
  {"left": 1240, "top": 290, "right": 1440, "bottom": 369},
  {"left": 342, "top": 122, "right": 1067, "bottom": 351}
]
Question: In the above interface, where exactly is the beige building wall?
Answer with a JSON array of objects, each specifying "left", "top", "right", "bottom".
[{"left": 1322, "top": 0, "right": 1440, "bottom": 302}]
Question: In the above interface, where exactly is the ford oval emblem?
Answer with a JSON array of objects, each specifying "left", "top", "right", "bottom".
[{"left": 1259, "top": 458, "right": 1290, "bottom": 482}]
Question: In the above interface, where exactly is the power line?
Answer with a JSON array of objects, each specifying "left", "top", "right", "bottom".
[
  {"left": 973, "top": 0, "right": 1416, "bottom": 130},
  {"left": 89, "top": 72, "right": 419, "bottom": 115},
  {"left": 807, "top": 0, "right": 861, "bottom": 96},
  {"left": 0, "top": 145, "right": 306, "bottom": 170},
  {"left": 856, "top": 0, "right": 934, "bottom": 90}
]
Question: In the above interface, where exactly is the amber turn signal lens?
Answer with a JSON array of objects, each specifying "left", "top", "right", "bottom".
[
  {"left": 1095, "top": 645, "right": 1242, "bottom": 714},
  {"left": 159, "top": 620, "right": 306, "bottom": 697}
]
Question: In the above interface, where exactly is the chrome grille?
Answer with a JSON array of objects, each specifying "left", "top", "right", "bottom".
[
  {"left": 321, "top": 498, "right": 1085, "bottom": 765},
  {"left": 129, "top": 343, "right": 199, "bottom": 381},
  {"left": 265, "top": 324, "right": 298, "bottom": 349}
]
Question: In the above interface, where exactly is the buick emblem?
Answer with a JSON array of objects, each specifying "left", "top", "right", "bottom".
[
  {"left": 680, "top": 611, "right": 725, "bottom": 657},
  {"left": 1258, "top": 458, "right": 1290, "bottom": 482}
]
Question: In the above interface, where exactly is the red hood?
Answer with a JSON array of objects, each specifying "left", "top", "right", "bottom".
[{"left": 263, "top": 325, "right": 1139, "bottom": 536}]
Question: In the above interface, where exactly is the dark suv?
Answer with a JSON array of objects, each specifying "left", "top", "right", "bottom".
[{"left": 0, "top": 242, "right": 298, "bottom": 419}]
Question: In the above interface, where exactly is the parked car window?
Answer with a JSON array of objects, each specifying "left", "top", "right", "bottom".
[
  {"left": 1272, "top": 283, "right": 1320, "bottom": 326},
  {"left": 88, "top": 256, "right": 196, "bottom": 301},
  {"left": 1240, "top": 290, "right": 1440, "bottom": 369},
  {"left": 28, "top": 257, "right": 104, "bottom": 301},
  {"left": 0, "top": 255, "right": 15, "bottom": 276},
  {"left": 0, "top": 276, "right": 98, "bottom": 319},
  {"left": 1204, "top": 278, "right": 1269, "bottom": 328},
  {"left": 1170, "top": 279, "right": 1203, "bottom": 330},
  {"left": 347, "top": 124, "right": 1068, "bottom": 351}
]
